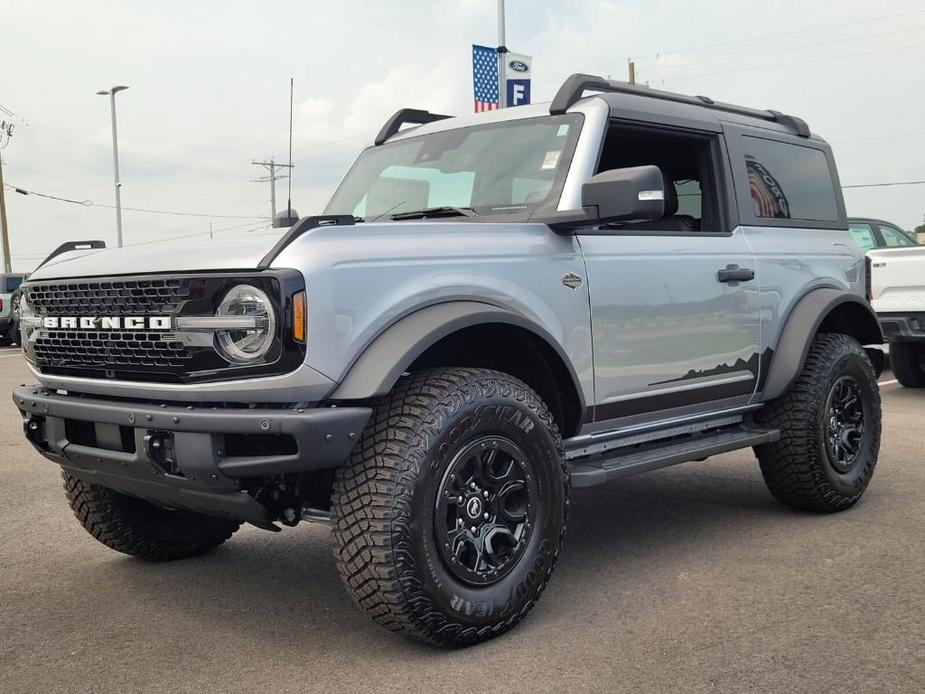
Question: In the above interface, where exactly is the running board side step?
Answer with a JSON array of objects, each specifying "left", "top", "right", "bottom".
[{"left": 568, "top": 426, "right": 780, "bottom": 488}]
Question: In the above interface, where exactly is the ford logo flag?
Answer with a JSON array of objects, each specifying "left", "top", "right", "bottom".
[{"left": 503, "top": 52, "right": 532, "bottom": 106}]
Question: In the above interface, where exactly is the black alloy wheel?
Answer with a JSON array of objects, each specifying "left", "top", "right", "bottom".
[
  {"left": 434, "top": 435, "right": 537, "bottom": 586},
  {"left": 824, "top": 375, "right": 865, "bottom": 474}
]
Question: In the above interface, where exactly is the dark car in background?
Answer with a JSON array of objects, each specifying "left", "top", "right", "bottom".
[{"left": 0, "top": 273, "right": 27, "bottom": 345}]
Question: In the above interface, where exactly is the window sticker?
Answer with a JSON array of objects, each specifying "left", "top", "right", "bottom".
[
  {"left": 541, "top": 150, "right": 561, "bottom": 170},
  {"left": 556, "top": 124, "right": 570, "bottom": 137}
]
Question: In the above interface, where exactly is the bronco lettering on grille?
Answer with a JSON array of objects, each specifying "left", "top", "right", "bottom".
[{"left": 41, "top": 316, "right": 172, "bottom": 330}]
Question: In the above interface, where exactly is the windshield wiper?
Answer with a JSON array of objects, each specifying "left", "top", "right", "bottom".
[{"left": 390, "top": 206, "right": 477, "bottom": 220}]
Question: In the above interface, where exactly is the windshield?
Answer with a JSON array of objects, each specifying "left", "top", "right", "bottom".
[{"left": 325, "top": 114, "right": 582, "bottom": 220}]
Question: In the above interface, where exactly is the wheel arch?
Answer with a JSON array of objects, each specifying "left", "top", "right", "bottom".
[
  {"left": 329, "top": 301, "right": 586, "bottom": 437},
  {"left": 763, "top": 289, "right": 883, "bottom": 400}
]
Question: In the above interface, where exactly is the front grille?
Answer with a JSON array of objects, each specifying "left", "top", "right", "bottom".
[
  {"left": 21, "top": 271, "right": 305, "bottom": 384},
  {"left": 26, "top": 278, "right": 190, "bottom": 317},
  {"left": 34, "top": 330, "right": 193, "bottom": 369}
]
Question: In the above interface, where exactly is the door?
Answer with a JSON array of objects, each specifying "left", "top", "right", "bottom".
[{"left": 580, "top": 124, "right": 761, "bottom": 423}]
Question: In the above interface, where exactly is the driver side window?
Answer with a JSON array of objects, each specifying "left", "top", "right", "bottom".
[{"left": 595, "top": 124, "right": 721, "bottom": 232}]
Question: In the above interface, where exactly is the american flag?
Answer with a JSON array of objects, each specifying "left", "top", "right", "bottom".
[{"left": 472, "top": 44, "right": 500, "bottom": 112}]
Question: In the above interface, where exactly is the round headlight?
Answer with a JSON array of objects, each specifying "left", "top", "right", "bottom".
[{"left": 214, "top": 284, "right": 276, "bottom": 364}]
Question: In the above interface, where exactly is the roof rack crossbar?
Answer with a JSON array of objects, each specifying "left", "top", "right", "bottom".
[
  {"left": 374, "top": 108, "right": 452, "bottom": 146},
  {"left": 549, "top": 73, "right": 810, "bottom": 138}
]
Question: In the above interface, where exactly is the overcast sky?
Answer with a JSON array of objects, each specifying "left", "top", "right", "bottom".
[{"left": 2, "top": 0, "right": 924, "bottom": 271}]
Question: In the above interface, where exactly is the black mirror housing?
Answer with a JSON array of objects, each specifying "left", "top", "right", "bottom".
[{"left": 581, "top": 165, "right": 666, "bottom": 225}]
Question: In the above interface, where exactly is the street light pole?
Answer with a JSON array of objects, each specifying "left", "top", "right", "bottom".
[
  {"left": 497, "top": 0, "right": 507, "bottom": 109},
  {"left": 97, "top": 85, "right": 129, "bottom": 247}
]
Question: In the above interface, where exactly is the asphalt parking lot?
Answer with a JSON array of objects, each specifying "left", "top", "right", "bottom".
[{"left": 0, "top": 347, "right": 922, "bottom": 694}]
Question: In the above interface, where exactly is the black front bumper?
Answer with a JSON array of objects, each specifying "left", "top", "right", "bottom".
[
  {"left": 13, "top": 385, "right": 371, "bottom": 527},
  {"left": 879, "top": 313, "right": 925, "bottom": 343}
]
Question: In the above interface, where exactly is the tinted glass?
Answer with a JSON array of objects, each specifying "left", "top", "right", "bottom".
[
  {"left": 877, "top": 224, "right": 916, "bottom": 247},
  {"left": 3, "top": 276, "right": 23, "bottom": 292},
  {"left": 743, "top": 137, "right": 840, "bottom": 222},
  {"left": 848, "top": 223, "right": 877, "bottom": 251}
]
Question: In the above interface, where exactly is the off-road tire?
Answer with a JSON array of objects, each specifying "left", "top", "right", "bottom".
[
  {"left": 332, "top": 368, "right": 569, "bottom": 647},
  {"left": 889, "top": 342, "right": 925, "bottom": 388},
  {"left": 63, "top": 471, "right": 240, "bottom": 561},
  {"left": 754, "top": 333, "right": 881, "bottom": 512}
]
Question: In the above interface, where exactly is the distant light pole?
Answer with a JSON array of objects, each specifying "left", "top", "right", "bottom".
[{"left": 96, "top": 85, "right": 129, "bottom": 247}]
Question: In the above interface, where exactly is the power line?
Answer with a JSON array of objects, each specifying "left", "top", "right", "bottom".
[
  {"left": 650, "top": 25, "right": 925, "bottom": 77},
  {"left": 634, "top": 8, "right": 925, "bottom": 62},
  {"left": 658, "top": 42, "right": 925, "bottom": 84},
  {"left": 2, "top": 104, "right": 251, "bottom": 182},
  {"left": 4, "top": 182, "right": 266, "bottom": 219},
  {"left": 122, "top": 220, "right": 270, "bottom": 248},
  {"left": 529, "top": 9, "right": 925, "bottom": 97},
  {"left": 843, "top": 180, "right": 925, "bottom": 189}
]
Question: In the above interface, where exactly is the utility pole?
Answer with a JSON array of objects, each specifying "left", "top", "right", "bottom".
[
  {"left": 628, "top": 58, "right": 636, "bottom": 85},
  {"left": 251, "top": 157, "right": 292, "bottom": 221},
  {"left": 0, "top": 119, "right": 13, "bottom": 273},
  {"left": 0, "top": 153, "right": 11, "bottom": 273},
  {"left": 497, "top": 0, "right": 507, "bottom": 108}
]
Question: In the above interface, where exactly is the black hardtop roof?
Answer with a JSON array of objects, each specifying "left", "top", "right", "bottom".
[{"left": 553, "top": 73, "right": 812, "bottom": 139}]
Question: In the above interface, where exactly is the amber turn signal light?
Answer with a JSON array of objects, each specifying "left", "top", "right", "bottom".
[{"left": 292, "top": 291, "right": 306, "bottom": 342}]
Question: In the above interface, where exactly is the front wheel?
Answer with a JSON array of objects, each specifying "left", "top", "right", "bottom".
[
  {"left": 62, "top": 472, "right": 240, "bottom": 561},
  {"left": 331, "top": 368, "right": 569, "bottom": 647},
  {"left": 754, "top": 333, "right": 881, "bottom": 512}
]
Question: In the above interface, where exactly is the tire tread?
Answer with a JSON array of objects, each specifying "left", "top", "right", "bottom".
[{"left": 331, "top": 367, "right": 568, "bottom": 647}]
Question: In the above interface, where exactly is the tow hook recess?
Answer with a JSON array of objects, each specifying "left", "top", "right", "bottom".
[{"left": 143, "top": 431, "right": 178, "bottom": 473}]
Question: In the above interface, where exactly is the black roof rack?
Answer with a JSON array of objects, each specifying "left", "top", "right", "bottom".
[
  {"left": 374, "top": 108, "right": 452, "bottom": 146},
  {"left": 549, "top": 73, "right": 810, "bottom": 138}
]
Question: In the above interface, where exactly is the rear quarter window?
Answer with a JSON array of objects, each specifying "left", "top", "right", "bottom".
[
  {"left": 3, "top": 276, "right": 24, "bottom": 292},
  {"left": 742, "top": 136, "right": 840, "bottom": 223}
]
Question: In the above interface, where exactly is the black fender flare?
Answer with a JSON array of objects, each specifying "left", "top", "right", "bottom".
[
  {"left": 330, "top": 300, "right": 585, "bottom": 407},
  {"left": 763, "top": 288, "right": 883, "bottom": 400}
]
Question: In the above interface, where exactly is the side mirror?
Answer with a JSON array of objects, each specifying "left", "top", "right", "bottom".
[{"left": 581, "top": 165, "right": 666, "bottom": 225}]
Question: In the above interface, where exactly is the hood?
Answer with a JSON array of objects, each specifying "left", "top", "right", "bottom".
[{"left": 28, "top": 232, "right": 287, "bottom": 281}]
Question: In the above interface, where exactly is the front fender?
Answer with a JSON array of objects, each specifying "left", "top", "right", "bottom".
[{"left": 330, "top": 301, "right": 582, "bottom": 401}]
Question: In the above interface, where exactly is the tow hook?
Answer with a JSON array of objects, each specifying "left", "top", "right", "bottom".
[{"left": 24, "top": 416, "right": 46, "bottom": 447}]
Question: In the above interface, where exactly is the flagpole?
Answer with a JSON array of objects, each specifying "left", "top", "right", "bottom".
[{"left": 497, "top": 0, "right": 507, "bottom": 108}]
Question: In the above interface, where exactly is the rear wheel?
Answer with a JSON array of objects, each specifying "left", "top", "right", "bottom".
[
  {"left": 331, "top": 368, "right": 568, "bottom": 647},
  {"left": 754, "top": 333, "right": 881, "bottom": 512},
  {"left": 63, "top": 472, "right": 240, "bottom": 561},
  {"left": 889, "top": 342, "right": 925, "bottom": 388}
]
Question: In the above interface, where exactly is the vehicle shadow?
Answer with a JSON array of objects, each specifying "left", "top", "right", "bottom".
[{"left": 39, "top": 453, "right": 797, "bottom": 656}]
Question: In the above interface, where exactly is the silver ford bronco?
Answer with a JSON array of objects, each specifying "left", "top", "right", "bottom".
[{"left": 13, "top": 74, "right": 883, "bottom": 646}]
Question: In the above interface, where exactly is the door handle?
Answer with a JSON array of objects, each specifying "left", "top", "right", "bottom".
[{"left": 717, "top": 264, "right": 755, "bottom": 283}]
